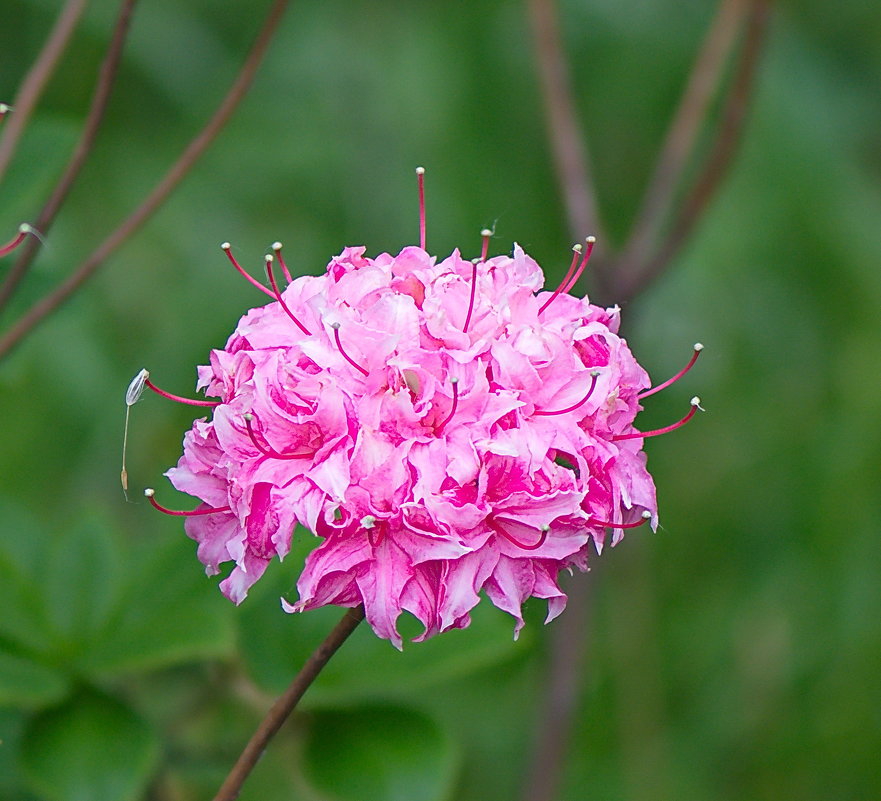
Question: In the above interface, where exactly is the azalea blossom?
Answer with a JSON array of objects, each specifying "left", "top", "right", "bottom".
[{"left": 142, "top": 174, "right": 701, "bottom": 647}]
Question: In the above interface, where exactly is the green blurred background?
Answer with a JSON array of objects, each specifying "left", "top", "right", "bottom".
[{"left": 1, "top": 1, "right": 879, "bottom": 799}]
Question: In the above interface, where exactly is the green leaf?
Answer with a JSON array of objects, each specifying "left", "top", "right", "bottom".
[
  {"left": 20, "top": 690, "right": 159, "bottom": 801},
  {"left": 237, "top": 552, "right": 527, "bottom": 706},
  {"left": 80, "top": 535, "right": 235, "bottom": 677},
  {"left": 303, "top": 705, "right": 458, "bottom": 801},
  {"left": 44, "top": 517, "right": 123, "bottom": 648},
  {"left": 0, "top": 651, "right": 69, "bottom": 710},
  {"left": 0, "top": 499, "right": 53, "bottom": 654}
]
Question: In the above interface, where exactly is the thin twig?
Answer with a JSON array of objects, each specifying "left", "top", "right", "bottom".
[
  {"left": 528, "top": 0, "right": 603, "bottom": 243},
  {"left": 213, "top": 605, "right": 365, "bottom": 801},
  {"left": 0, "top": 0, "right": 291, "bottom": 362},
  {"left": 521, "top": 574, "right": 593, "bottom": 801},
  {"left": 616, "top": 0, "right": 749, "bottom": 280},
  {"left": 0, "top": 0, "right": 138, "bottom": 314},
  {"left": 0, "top": 0, "right": 88, "bottom": 186},
  {"left": 616, "top": 0, "right": 771, "bottom": 302}
]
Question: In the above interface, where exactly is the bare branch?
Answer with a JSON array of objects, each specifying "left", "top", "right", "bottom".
[
  {"left": 0, "top": 0, "right": 138, "bottom": 313},
  {"left": 521, "top": 575, "right": 593, "bottom": 801},
  {"left": 212, "top": 605, "right": 364, "bottom": 801},
  {"left": 528, "top": 0, "right": 603, "bottom": 243},
  {"left": 0, "top": 0, "right": 291, "bottom": 362},
  {"left": 616, "top": 0, "right": 772, "bottom": 302},
  {"left": 617, "top": 0, "right": 749, "bottom": 276},
  {"left": 0, "top": 0, "right": 88, "bottom": 186}
]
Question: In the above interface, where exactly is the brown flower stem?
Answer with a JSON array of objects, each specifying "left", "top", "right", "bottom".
[
  {"left": 212, "top": 605, "right": 365, "bottom": 801},
  {"left": 0, "top": 0, "right": 88, "bottom": 187},
  {"left": 0, "top": 0, "right": 139, "bottom": 315},
  {"left": 528, "top": 0, "right": 604, "bottom": 244},
  {"left": 0, "top": 0, "right": 291, "bottom": 363},
  {"left": 615, "top": 0, "right": 772, "bottom": 303},
  {"left": 615, "top": 0, "right": 749, "bottom": 283},
  {"left": 521, "top": 573, "right": 592, "bottom": 801}
]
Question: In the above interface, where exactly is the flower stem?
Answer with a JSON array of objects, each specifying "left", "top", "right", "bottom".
[{"left": 212, "top": 604, "right": 365, "bottom": 801}]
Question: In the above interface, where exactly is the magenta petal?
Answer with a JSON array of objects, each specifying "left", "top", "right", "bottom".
[{"left": 162, "top": 230, "right": 666, "bottom": 645}]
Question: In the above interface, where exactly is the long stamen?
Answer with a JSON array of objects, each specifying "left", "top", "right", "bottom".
[
  {"left": 562, "top": 236, "right": 596, "bottom": 294},
  {"left": 639, "top": 343, "right": 704, "bottom": 399},
  {"left": 221, "top": 242, "right": 275, "bottom": 298},
  {"left": 271, "top": 241, "right": 293, "bottom": 283},
  {"left": 588, "top": 510, "right": 652, "bottom": 529},
  {"left": 121, "top": 369, "right": 151, "bottom": 496},
  {"left": 480, "top": 227, "right": 492, "bottom": 262},
  {"left": 144, "top": 377, "right": 220, "bottom": 407},
  {"left": 435, "top": 377, "right": 459, "bottom": 434},
  {"left": 492, "top": 519, "right": 550, "bottom": 550},
  {"left": 463, "top": 259, "right": 479, "bottom": 333},
  {"left": 144, "top": 488, "right": 230, "bottom": 516},
  {"left": 330, "top": 322, "right": 369, "bottom": 376},
  {"left": 534, "top": 371, "right": 600, "bottom": 416},
  {"left": 0, "top": 224, "right": 35, "bottom": 258},
  {"left": 243, "top": 413, "right": 312, "bottom": 460},
  {"left": 416, "top": 166, "right": 426, "bottom": 250},
  {"left": 613, "top": 396, "right": 704, "bottom": 441},
  {"left": 538, "top": 244, "right": 582, "bottom": 314},
  {"left": 265, "top": 255, "right": 310, "bottom": 335}
]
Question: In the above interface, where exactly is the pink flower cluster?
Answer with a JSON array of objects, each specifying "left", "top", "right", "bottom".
[{"left": 163, "top": 239, "right": 667, "bottom": 647}]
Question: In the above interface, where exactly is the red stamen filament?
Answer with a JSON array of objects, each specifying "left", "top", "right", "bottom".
[
  {"left": 144, "top": 488, "right": 230, "bottom": 516},
  {"left": 272, "top": 241, "right": 293, "bottom": 283},
  {"left": 613, "top": 397, "right": 703, "bottom": 441},
  {"left": 491, "top": 518, "right": 549, "bottom": 551},
  {"left": 416, "top": 166, "right": 426, "bottom": 250},
  {"left": 463, "top": 259, "right": 479, "bottom": 333},
  {"left": 265, "top": 255, "right": 310, "bottom": 335},
  {"left": 480, "top": 228, "right": 492, "bottom": 262},
  {"left": 562, "top": 236, "right": 596, "bottom": 294},
  {"left": 222, "top": 242, "right": 275, "bottom": 298},
  {"left": 243, "top": 414, "right": 312, "bottom": 460},
  {"left": 435, "top": 377, "right": 459, "bottom": 434},
  {"left": 588, "top": 510, "right": 652, "bottom": 529},
  {"left": 639, "top": 344, "right": 704, "bottom": 399},
  {"left": 0, "top": 224, "right": 34, "bottom": 257},
  {"left": 144, "top": 378, "right": 220, "bottom": 407},
  {"left": 534, "top": 371, "right": 600, "bottom": 416},
  {"left": 538, "top": 244, "right": 581, "bottom": 314},
  {"left": 331, "top": 323, "right": 369, "bottom": 376}
]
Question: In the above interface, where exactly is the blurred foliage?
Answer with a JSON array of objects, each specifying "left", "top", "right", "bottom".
[{"left": 1, "top": 0, "right": 880, "bottom": 800}]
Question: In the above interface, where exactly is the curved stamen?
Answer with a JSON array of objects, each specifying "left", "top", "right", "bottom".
[
  {"left": 538, "top": 244, "right": 582, "bottom": 314},
  {"left": 562, "top": 236, "right": 596, "bottom": 294},
  {"left": 330, "top": 323, "right": 369, "bottom": 376},
  {"left": 271, "top": 241, "right": 293, "bottom": 283},
  {"left": 144, "top": 377, "right": 220, "bottom": 407},
  {"left": 144, "top": 488, "right": 230, "bottom": 516},
  {"left": 265, "top": 255, "right": 310, "bottom": 335},
  {"left": 416, "top": 166, "right": 426, "bottom": 250},
  {"left": 534, "top": 371, "right": 600, "bottom": 416},
  {"left": 435, "top": 377, "right": 459, "bottom": 434},
  {"left": 491, "top": 518, "right": 549, "bottom": 551},
  {"left": 0, "top": 224, "right": 35, "bottom": 258},
  {"left": 613, "top": 396, "right": 703, "bottom": 441},
  {"left": 588, "top": 510, "right": 652, "bottom": 529},
  {"left": 221, "top": 242, "right": 275, "bottom": 298},
  {"left": 639, "top": 343, "right": 704, "bottom": 399},
  {"left": 243, "top": 413, "right": 313, "bottom": 460},
  {"left": 463, "top": 260, "right": 479, "bottom": 333}
]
